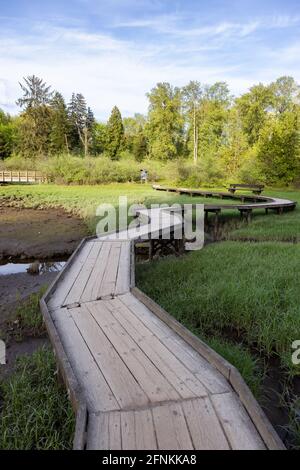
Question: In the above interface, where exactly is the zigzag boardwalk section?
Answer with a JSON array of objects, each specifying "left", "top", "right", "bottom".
[{"left": 41, "top": 205, "right": 285, "bottom": 450}]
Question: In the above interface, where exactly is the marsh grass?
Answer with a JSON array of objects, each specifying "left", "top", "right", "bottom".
[
  {"left": 136, "top": 241, "right": 300, "bottom": 377},
  {"left": 11, "top": 289, "right": 46, "bottom": 340},
  {"left": 0, "top": 347, "right": 75, "bottom": 449}
]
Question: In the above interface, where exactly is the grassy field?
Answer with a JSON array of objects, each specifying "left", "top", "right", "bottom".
[
  {"left": 0, "top": 183, "right": 262, "bottom": 232},
  {"left": 136, "top": 241, "right": 300, "bottom": 376}
]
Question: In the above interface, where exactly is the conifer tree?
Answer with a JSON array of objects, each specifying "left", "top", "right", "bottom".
[{"left": 105, "top": 106, "right": 124, "bottom": 159}]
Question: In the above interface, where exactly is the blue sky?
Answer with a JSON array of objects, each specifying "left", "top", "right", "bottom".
[{"left": 1, "top": 0, "right": 300, "bottom": 119}]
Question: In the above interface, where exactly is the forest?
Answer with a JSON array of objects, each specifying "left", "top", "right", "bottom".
[{"left": 0, "top": 75, "right": 299, "bottom": 186}]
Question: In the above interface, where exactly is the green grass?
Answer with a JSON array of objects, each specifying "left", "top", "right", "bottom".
[
  {"left": 204, "top": 336, "right": 264, "bottom": 397},
  {"left": 0, "top": 183, "right": 263, "bottom": 232},
  {"left": 12, "top": 289, "right": 46, "bottom": 340},
  {"left": 0, "top": 347, "right": 75, "bottom": 449},
  {"left": 227, "top": 189, "right": 300, "bottom": 242},
  {"left": 136, "top": 241, "right": 300, "bottom": 377}
]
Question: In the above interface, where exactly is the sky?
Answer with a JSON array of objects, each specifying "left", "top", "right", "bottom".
[{"left": 0, "top": 0, "right": 300, "bottom": 120}]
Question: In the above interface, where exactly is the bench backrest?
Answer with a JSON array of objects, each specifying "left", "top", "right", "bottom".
[{"left": 229, "top": 183, "right": 264, "bottom": 189}]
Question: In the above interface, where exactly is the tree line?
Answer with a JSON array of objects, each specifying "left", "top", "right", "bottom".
[{"left": 0, "top": 75, "right": 300, "bottom": 185}]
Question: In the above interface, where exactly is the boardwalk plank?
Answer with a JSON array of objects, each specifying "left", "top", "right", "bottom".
[
  {"left": 182, "top": 398, "right": 230, "bottom": 450},
  {"left": 88, "top": 301, "right": 180, "bottom": 402},
  {"left": 211, "top": 392, "right": 266, "bottom": 450},
  {"left": 64, "top": 242, "right": 102, "bottom": 306},
  {"left": 51, "top": 307, "right": 118, "bottom": 412},
  {"left": 70, "top": 305, "right": 149, "bottom": 409},
  {"left": 107, "top": 297, "right": 207, "bottom": 399}
]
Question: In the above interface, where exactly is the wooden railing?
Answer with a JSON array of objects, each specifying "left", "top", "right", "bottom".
[{"left": 0, "top": 170, "right": 45, "bottom": 184}]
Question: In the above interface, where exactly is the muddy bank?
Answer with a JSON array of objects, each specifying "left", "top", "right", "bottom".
[
  {"left": 0, "top": 205, "right": 88, "bottom": 261},
  {"left": 0, "top": 271, "right": 57, "bottom": 327}
]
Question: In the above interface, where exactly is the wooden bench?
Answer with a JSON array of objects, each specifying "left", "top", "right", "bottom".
[{"left": 228, "top": 184, "right": 264, "bottom": 195}]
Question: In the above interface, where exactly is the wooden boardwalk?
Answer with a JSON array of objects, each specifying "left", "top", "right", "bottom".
[
  {"left": 0, "top": 170, "right": 44, "bottom": 184},
  {"left": 41, "top": 206, "right": 285, "bottom": 450}
]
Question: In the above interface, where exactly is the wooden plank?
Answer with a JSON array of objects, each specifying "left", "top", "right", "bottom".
[
  {"left": 109, "top": 412, "right": 122, "bottom": 450},
  {"left": 88, "top": 301, "right": 180, "bottom": 403},
  {"left": 132, "top": 287, "right": 232, "bottom": 380},
  {"left": 70, "top": 304, "right": 149, "bottom": 409},
  {"left": 121, "top": 293, "right": 230, "bottom": 394},
  {"left": 115, "top": 242, "right": 131, "bottom": 295},
  {"left": 64, "top": 241, "right": 103, "bottom": 306},
  {"left": 152, "top": 402, "right": 193, "bottom": 450},
  {"left": 48, "top": 242, "right": 93, "bottom": 310},
  {"left": 135, "top": 409, "right": 157, "bottom": 450},
  {"left": 229, "top": 369, "right": 285, "bottom": 450},
  {"left": 98, "top": 242, "right": 121, "bottom": 298},
  {"left": 81, "top": 241, "right": 112, "bottom": 302},
  {"left": 121, "top": 411, "right": 136, "bottom": 450},
  {"left": 182, "top": 398, "right": 229, "bottom": 450},
  {"left": 87, "top": 412, "right": 109, "bottom": 450},
  {"left": 108, "top": 297, "right": 207, "bottom": 399},
  {"left": 51, "top": 307, "right": 119, "bottom": 412},
  {"left": 211, "top": 392, "right": 266, "bottom": 450}
]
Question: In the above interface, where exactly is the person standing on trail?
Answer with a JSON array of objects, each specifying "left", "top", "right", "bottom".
[{"left": 140, "top": 169, "right": 148, "bottom": 184}]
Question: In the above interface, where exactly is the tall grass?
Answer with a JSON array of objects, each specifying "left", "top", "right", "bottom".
[
  {"left": 0, "top": 347, "right": 75, "bottom": 449},
  {"left": 136, "top": 241, "right": 300, "bottom": 377}
]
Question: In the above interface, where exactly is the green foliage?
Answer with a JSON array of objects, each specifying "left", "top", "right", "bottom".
[
  {"left": 0, "top": 347, "right": 75, "bottom": 449},
  {"left": 236, "top": 83, "right": 275, "bottom": 145},
  {"left": 146, "top": 82, "right": 184, "bottom": 160},
  {"left": 105, "top": 106, "right": 124, "bottom": 159},
  {"left": 49, "top": 92, "right": 69, "bottom": 154},
  {"left": 206, "top": 336, "right": 264, "bottom": 397},
  {"left": 257, "top": 111, "right": 300, "bottom": 184}
]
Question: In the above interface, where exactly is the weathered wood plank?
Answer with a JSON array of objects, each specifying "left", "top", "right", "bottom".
[
  {"left": 88, "top": 301, "right": 180, "bottom": 403},
  {"left": 211, "top": 392, "right": 266, "bottom": 450},
  {"left": 70, "top": 304, "right": 149, "bottom": 409},
  {"left": 115, "top": 242, "right": 131, "bottom": 295},
  {"left": 98, "top": 242, "right": 121, "bottom": 298},
  {"left": 135, "top": 409, "right": 157, "bottom": 450},
  {"left": 64, "top": 242, "right": 103, "bottom": 306},
  {"left": 108, "top": 297, "right": 207, "bottom": 399},
  {"left": 182, "top": 398, "right": 229, "bottom": 450},
  {"left": 152, "top": 402, "right": 193, "bottom": 450},
  {"left": 121, "top": 293, "right": 230, "bottom": 394},
  {"left": 48, "top": 242, "right": 93, "bottom": 310},
  {"left": 51, "top": 307, "right": 119, "bottom": 412}
]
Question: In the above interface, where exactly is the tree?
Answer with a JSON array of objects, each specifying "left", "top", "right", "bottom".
[
  {"left": 105, "top": 106, "right": 124, "bottom": 160},
  {"left": 236, "top": 83, "right": 275, "bottom": 145},
  {"left": 182, "top": 81, "right": 203, "bottom": 164},
  {"left": 132, "top": 127, "right": 148, "bottom": 161},
  {"left": 146, "top": 83, "right": 184, "bottom": 160},
  {"left": 257, "top": 111, "right": 300, "bottom": 184},
  {"left": 93, "top": 122, "right": 107, "bottom": 154},
  {"left": 16, "top": 75, "right": 52, "bottom": 110},
  {"left": 49, "top": 92, "right": 70, "bottom": 154},
  {"left": 16, "top": 76, "right": 53, "bottom": 157},
  {"left": 68, "top": 93, "right": 93, "bottom": 157},
  {"left": 271, "top": 76, "right": 300, "bottom": 114},
  {"left": 0, "top": 111, "right": 18, "bottom": 159},
  {"left": 220, "top": 107, "right": 248, "bottom": 175}
]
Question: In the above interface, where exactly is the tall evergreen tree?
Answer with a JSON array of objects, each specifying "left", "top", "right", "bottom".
[
  {"left": 49, "top": 92, "right": 70, "bottom": 154},
  {"left": 105, "top": 106, "right": 124, "bottom": 159},
  {"left": 16, "top": 76, "right": 53, "bottom": 157}
]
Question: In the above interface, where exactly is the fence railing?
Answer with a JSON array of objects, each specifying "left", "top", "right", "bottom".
[{"left": 0, "top": 170, "right": 45, "bottom": 184}]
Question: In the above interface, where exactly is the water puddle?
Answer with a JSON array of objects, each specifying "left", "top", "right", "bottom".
[{"left": 0, "top": 261, "right": 66, "bottom": 276}]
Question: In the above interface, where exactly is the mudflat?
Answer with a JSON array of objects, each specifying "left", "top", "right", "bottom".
[{"left": 0, "top": 205, "right": 88, "bottom": 261}]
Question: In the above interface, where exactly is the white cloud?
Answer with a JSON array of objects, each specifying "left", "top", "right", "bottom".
[{"left": 1, "top": 14, "right": 300, "bottom": 120}]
